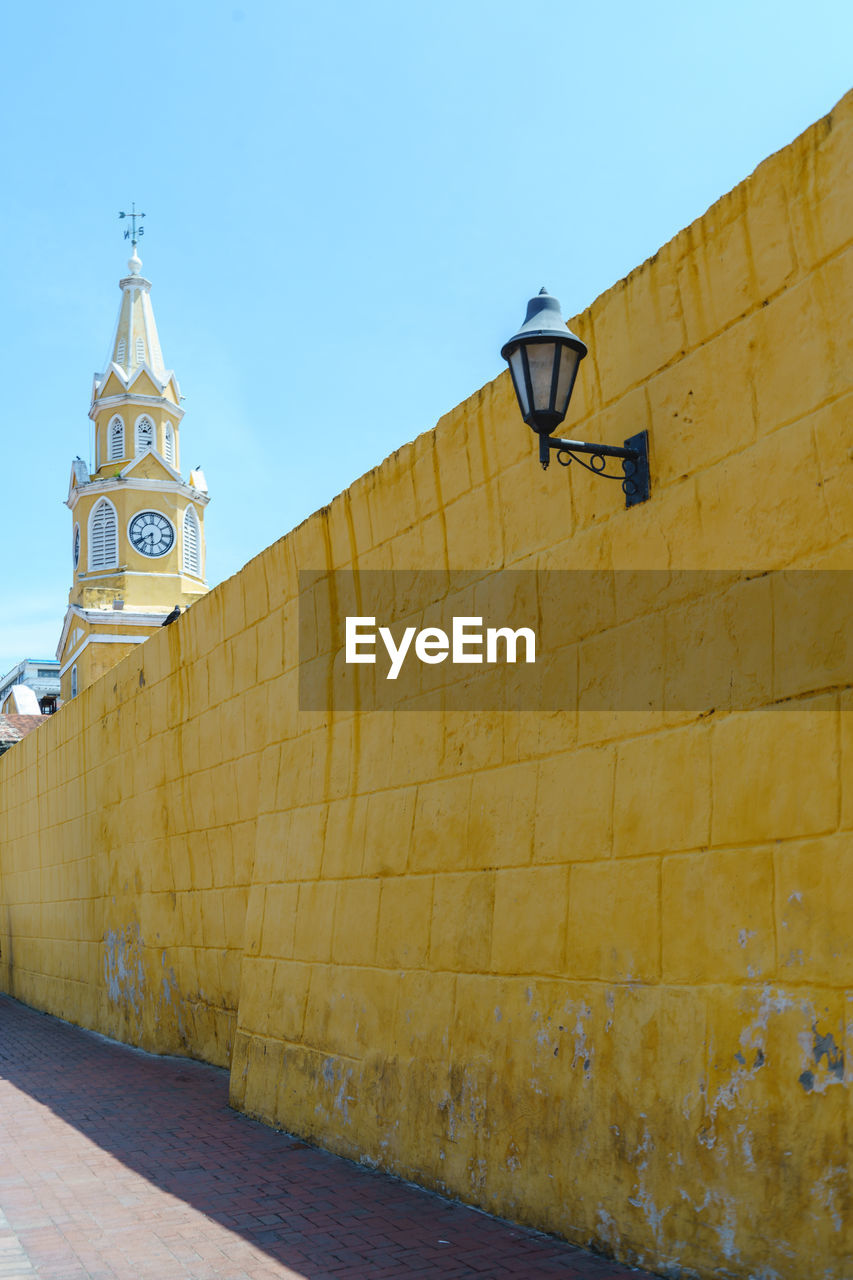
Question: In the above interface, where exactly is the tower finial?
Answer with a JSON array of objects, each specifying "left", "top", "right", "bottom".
[
  {"left": 119, "top": 202, "right": 145, "bottom": 248},
  {"left": 118, "top": 203, "right": 145, "bottom": 273}
]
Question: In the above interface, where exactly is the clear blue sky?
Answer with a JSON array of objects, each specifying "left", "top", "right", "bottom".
[{"left": 1, "top": 0, "right": 850, "bottom": 674}]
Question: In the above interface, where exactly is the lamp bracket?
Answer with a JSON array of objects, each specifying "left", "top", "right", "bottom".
[{"left": 539, "top": 429, "right": 650, "bottom": 507}]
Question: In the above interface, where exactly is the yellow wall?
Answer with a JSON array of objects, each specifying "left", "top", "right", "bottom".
[{"left": 2, "top": 92, "right": 852, "bottom": 1279}]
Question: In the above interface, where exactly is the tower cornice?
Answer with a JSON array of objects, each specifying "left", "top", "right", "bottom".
[
  {"left": 89, "top": 391, "right": 185, "bottom": 422},
  {"left": 119, "top": 274, "right": 152, "bottom": 292},
  {"left": 66, "top": 475, "right": 211, "bottom": 512}
]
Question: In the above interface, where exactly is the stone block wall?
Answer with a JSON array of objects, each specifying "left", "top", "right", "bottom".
[{"left": 1, "top": 90, "right": 852, "bottom": 1278}]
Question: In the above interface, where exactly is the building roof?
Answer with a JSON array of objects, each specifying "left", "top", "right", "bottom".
[{"left": 0, "top": 714, "right": 46, "bottom": 744}]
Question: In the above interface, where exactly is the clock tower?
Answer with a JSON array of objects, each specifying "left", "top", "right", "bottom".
[{"left": 57, "top": 237, "right": 210, "bottom": 701}]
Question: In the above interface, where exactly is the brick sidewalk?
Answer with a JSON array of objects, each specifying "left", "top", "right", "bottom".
[{"left": 0, "top": 994, "right": 657, "bottom": 1280}]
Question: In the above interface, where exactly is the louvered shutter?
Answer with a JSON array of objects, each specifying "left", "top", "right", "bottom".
[
  {"left": 136, "top": 416, "right": 153, "bottom": 452},
  {"left": 89, "top": 500, "right": 118, "bottom": 569},
  {"left": 183, "top": 506, "right": 201, "bottom": 575},
  {"left": 136, "top": 336, "right": 145, "bottom": 364},
  {"left": 163, "top": 423, "right": 175, "bottom": 465},
  {"left": 108, "top": 417, "right": 124, "bottom": 461}
]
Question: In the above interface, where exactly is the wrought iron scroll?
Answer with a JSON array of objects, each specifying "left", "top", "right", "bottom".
[{"left": 555, "top": 446, "right": 642, "bottom": 500}]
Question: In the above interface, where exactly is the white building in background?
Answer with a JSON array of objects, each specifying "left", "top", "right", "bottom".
[{"left": 0, "top": 659, "right": 60, "bottom": 715}]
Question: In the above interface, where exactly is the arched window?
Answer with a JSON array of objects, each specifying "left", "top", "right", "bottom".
[
  {"left": 135, "top": 415, "right": 154, "bottom": 453},
  {"left": 182, "top": 505, "right": 201, "bottom": 576},
  {"left": 163, "top": 421, "right": 175, "bottom": 466},
  {"left": 107, "top": 416, "right": 125, "bottom": 461},
  {"left": 73, "top": 525, "right": 80, "bottom": 570},
  {"left": 115, "top": 339, "right": 126, "bottom": 366},
  {"left": 71, "top": 665, "right": 78, "bottom": 698},
  {"left": 89, "top": 498, "right": 118, "bottom": 570},
  {"left": 135, "top": 336, "right": 145, "bottom": 365}
]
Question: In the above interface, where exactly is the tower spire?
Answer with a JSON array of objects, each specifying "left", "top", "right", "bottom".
[{"left": 102, "top": 208, "right": 167, "bottom": 379}]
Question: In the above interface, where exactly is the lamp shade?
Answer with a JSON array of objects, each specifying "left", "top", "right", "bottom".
[{"left": 500, "top": 288, "right": 588, "bottom": 435}]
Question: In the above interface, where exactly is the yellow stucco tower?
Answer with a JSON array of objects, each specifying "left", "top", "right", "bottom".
[{"left": 57, "top": 240, "right": 210, "bottom": 701}]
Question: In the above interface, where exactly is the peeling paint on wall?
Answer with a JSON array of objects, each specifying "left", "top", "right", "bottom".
[
  {"left": 158, "top": 951, "right": 186, "bottom": 1039},
  {"left": 798, "top": 1026, "right": 844, "bottom": 1093},
  {"left": 103, "top": 922, "right": 145, "bottom": 1021}
]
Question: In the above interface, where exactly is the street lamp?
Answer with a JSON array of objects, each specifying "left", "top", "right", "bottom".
[{"left": 501, "top": 288, "right": 650, "bottom": 507}]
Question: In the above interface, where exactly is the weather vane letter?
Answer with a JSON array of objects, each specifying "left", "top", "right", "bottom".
[{"left": 118, "top": 202, "right": 146, "bottom": 247}]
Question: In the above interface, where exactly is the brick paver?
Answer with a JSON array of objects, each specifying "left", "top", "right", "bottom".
[{"left": 0, "top": 994, "right": 656, "bottom": 1279}]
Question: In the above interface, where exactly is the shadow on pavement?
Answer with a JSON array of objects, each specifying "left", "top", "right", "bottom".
[{"left": 0, "top": 994, "right": 647, "bottom": 1279}]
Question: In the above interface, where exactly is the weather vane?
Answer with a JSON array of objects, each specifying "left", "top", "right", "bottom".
[{"left": 118, "top": 203, "right": 145, "bottom": 248}]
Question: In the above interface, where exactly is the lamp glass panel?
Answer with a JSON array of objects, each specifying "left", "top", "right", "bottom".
[
  {"left": 509, "top": 348, "right": 529, "bottom": 415},
  {"left": 525, "top": 341, "right": 558, "bottom": 412},
  {"left": 554, "top": 346, "right": 582, "bottom": 418}
]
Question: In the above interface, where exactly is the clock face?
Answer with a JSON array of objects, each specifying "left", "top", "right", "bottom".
[{"left": 128, "top": 510, "right": 175, "bottom": 558}]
